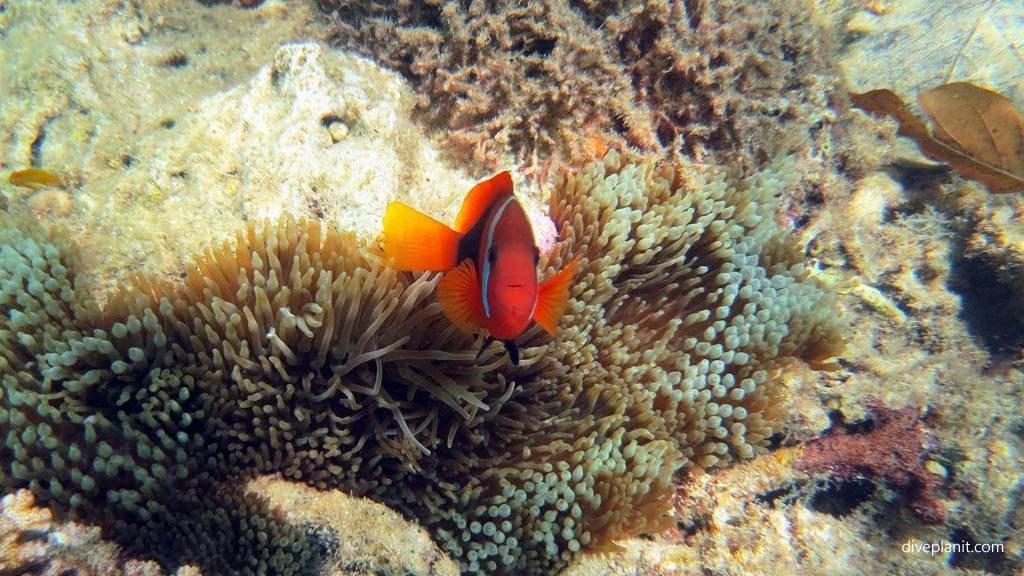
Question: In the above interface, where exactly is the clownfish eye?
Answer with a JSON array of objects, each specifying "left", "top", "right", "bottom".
[{"left": 487, "top": 248, "right": 498, "bottom": 265}]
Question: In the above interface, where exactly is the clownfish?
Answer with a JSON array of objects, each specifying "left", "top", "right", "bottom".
[{"left": 383, "top": 172, "right": 578, "bottom": 365}]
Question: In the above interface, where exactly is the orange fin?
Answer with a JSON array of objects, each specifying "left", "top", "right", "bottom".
[
  {"left": 437, "top": 260, "right": 487, "bottom": 334},
  {"left": 534, "top": 256, "right": 581, "bottom": 335},
  {"left": 383, "top": 201, "right": 460, "bottom": 271},
  {"left": 453, "top": 172, "right": 514, "bottom": 233}
]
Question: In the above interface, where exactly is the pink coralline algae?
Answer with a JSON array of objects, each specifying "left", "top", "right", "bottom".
[{"left": 797, "top": 400, "right": 946, "bottom": 524}]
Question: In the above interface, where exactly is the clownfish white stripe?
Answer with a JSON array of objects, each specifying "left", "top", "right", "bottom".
[{"left": 481, "top": 195, "right": 517, "bottom": 318}]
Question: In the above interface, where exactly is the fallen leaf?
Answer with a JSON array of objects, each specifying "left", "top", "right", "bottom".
[
  {"left": 8, "top": 168, "right": 65, "bottom": 190},
  {"left": 852, "top": 83, "right": 1024, "bottom": 193},
  {"left": 920, "top": 83, "right": 1024, "bottom": 184}
]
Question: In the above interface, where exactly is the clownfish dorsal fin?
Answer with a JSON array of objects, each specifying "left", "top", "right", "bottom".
[
  {"left": 453, "top": 172, "right": 514, "bottom": 233},
  {"left": 383, "top": 201, "right": 461, "bottom": 271},
  {"left": 534, "top": 256, "right": 581, "bottom": 335},
  {"left": 437, "top": 259, "right": 487, "bottom": 334}
]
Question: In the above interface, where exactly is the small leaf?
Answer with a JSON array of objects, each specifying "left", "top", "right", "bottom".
[
  {"left": 852, "top": 84, "right": 1024, "bottom": 194},
  {"left": 8, "top": 168, "right": 65, "bottom": 190}
]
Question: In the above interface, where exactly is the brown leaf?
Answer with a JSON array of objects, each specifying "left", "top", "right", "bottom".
[{"left": 852, "top": 83, "right": 1024, "bottom": 194}]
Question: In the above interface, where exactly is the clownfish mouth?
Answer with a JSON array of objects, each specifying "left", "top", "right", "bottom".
[{"left": 505, "top": 283, "right": 525, "bottom": 288}]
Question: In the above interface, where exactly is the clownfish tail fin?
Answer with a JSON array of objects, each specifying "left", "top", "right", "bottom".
[
  {"left": 534, "top": 255, "right": 581, "bottom": 335},
  {"left": 383, "top": 201, "right": 460, "bottom": 271}
]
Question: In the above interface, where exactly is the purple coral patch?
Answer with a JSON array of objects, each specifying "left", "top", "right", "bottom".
[{"left": 797, "top": 400, "right": 946, "bottom": 524}]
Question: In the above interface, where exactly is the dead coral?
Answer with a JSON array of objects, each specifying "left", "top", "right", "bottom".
[
  {"left": 250, "top": 476, "right": 459, "bottom": 576},
  {"left": 0, "top": 489, "right": 199, "bottom": 576},
  {"left": 320, "top": 0, "right": 846, "bottom": 172},
  {"left": 797, "top": 400, "right": 946, "bottom": 524}
]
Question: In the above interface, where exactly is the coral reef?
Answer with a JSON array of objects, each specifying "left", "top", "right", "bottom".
[
  {"left": 3, "top": 2, "right": 1023, "bottom": 576},
  {"left": 385, "top": 151, "right": 844, "bottom": 573},
  {"left": 0, "top": 489, "right": 200, "bottom": 576},
  {"left": 572, "top": 446, "right": 959, "bottom": 576},
  {"left": 558, "top": 106, "right": 1024, "bottom": 574},
  {"left": 784, "top": 103, "right": 1024, "bottom": 573},
  {"left": 0, "top": 149, "right": 843, "bottom": 575},
  {"left": 319, "top": 0, "right": 847, "bottom": 172},
  {"left": 797, "top": 400, "right": 945, "bottom": 524}
]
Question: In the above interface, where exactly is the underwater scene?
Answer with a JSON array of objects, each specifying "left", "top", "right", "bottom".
[{"left": 1, "top": 0, "right": 1022, "bottom": 575}]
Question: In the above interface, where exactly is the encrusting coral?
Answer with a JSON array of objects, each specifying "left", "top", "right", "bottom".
[
  {"left": 797, "top": 400, "right": 945, "bottom": 524},
  {"left": 0, "top": 152, "right": 844, "bottom": 575}
]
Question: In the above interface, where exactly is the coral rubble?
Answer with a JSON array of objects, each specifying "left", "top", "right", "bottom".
[{"left": 0, "top": 151, "right": 843, "bottom": 574}]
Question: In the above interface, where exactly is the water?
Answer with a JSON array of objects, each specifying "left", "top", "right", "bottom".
[{"left": 0, "top": 1, "right": 1021, "bottom": 575}]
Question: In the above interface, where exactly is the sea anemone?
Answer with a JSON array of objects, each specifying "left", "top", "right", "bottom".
[{"left": 0, "top": 151, "right": 843, "bottom": 575}]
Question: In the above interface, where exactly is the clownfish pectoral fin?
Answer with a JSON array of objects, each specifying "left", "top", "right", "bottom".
[
  {"left": 383, "top": 201, "right": 460, "bottom": 271},
  {"left": 534, "top": 256, "right": 581, "bottom": 335},
  {"left": 437, "top": 259, "right": 487, "bottom": 334},
  {"left": 453, "top": 171, "right": 514, "bottom": 233}
]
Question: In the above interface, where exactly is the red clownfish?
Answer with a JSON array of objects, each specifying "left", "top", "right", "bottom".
[{"left": 383, "top": 172, "right": 578, "bottom": 365}]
